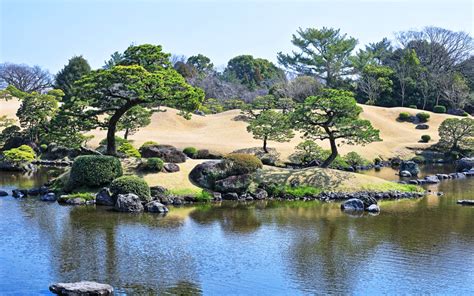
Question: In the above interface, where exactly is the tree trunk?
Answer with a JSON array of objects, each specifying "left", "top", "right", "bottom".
[
  {"left": 124, "top": 128, "right": 129, "bottom": 140},
  {"left": 401, "top": 85, "right": 405, "bottom": 107},
  {"left": 321, "top": 137, "right": 338, "bottom": 168},
  {"left": 263, "top": 136, "right": 268, "bottom": 153},
  {"left": 106, "top": 104, "right": 135, "bottom": 155}
]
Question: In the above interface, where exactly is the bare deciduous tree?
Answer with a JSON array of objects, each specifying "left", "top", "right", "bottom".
[{"left": 0, "top": 63, "right": 52, "bottom": 93}]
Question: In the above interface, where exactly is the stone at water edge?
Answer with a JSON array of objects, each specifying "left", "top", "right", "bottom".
[
  {"left": 400, "top": 170, "right": 412, "bottom": 177},
  {"left": 114, "top": 193, "right": 144, "bottom": 212},
  {"left": 424, "top": 175, "right": 440, "bottom": 184},
  {"left": 95, "top": 188, "right": 114, "bottom": 206},
  {"left": 41, "top": 192, "right": 57, "bottom": 202},
  {"left": 0, "top": 190, "right": 8, "bottom": 197},
  {"left": 341, "top": 198, "right": 365, "bottom": 211},
  {"left": 145, "top": 201, "right": 169, "bottom": 213},
  {"left": 457, "top": 200, "right": 474, "bottom": 206},
  {"left": 367, "top": 204, "right": 380, "bottom": 212},
  {"left": 49, "top": 281, "right": 113, "bottom": 295},
  {"left": 399, "top": 161, "right": 420, "bottom": 177}
]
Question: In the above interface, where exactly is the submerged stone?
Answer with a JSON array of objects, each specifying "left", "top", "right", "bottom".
[{"left": 49, "top": 281, "right": 113, "bottom": 295}]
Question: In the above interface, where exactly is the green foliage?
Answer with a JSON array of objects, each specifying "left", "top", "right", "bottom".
[
  {"left": 359, "top": 64, "right": 394, "bottom": 105},
  {"left": 100, "top": 136, "right": 128, "bottom": 147},
  {"left": 223, "top": 99, "right": 245, "bottom": 110},
  {"left": 65, "top": 192, "right": 95, "bottom": 201},
  {"left": 200, "top": 98, "right": 224, "bottom": 114},
  {"left": 408, "top": 105, "right": 418, "bottom": 109},
  {"left": 0, "top": 125, "right": 21, "bottom": 146},
  {"left": 278, "top": 27, "right": 357, "bottom": 87},
  {"left": 246, "top": 110, "right": 294, "bottom": 152},
  {"left": 290, "top": 140, "right": 325, "bottom": 165},
  {"left": 117, "top": 142, "right": 141, "bottom": 158},
  {"left": 3, "top": 145, "right": 36, "bottom": 162},
  {"left": 411, "top": 155, "right": 426, "bottom": 164},
  {"left": 433, "top": 105, "right": 446, "bottom": 113},
  {"left": 291, "top": 89, "right": 381, "bottom": 167},
  {"left": 140, "top": 141, "right": 158, "bottom": 149},
  {"left": 69, "top": 155, "right": 123, "bottom": 188},
  {"left": 183, "top": 147, "right": 198, "bottom": 158},
  {"left": 416, "top": 112, "right": 430, "bottom": 123},
  {"left": 187, "top": 54, "right": 214, "bottom": 74},
  {"left": 110, "top": 175, "right": 151, "bottom": 202},
  {"left": 116, "top": 105, "right": 152, "bottom": 139},
  {"left": 421, "top": 135, "right": 431, "bottom": 143},
  {"left": 343, "top": 151, "right": 369, "bottom": 167},
  {"left": 40, "top": 143, "right": 48, "bottom": 151},
  {"left": 398, "top": 112, "right": 411, "bottom": 121},
  {"left": 266, "top": 184, "right": 321, "bottom": 198},
  {"left": 54, "top": 55, "right": 91, "bottom": 101},
  {"left": 195, "top": 190, "right": 213, "bottom": 202},
  {"left": 142, "top": 157, "right": 164, "bottom": 172},
  {"left": 438, "top": 118, "right": 474, "bottom": 152},
  {"left": 225, "top": 153, "right": 263, "bottom": 174}
]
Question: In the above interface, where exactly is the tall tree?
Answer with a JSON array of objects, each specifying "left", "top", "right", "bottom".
[
  {"left": 392, "top": 48, "right": 420, "bottom": 107},
  {"left": 278, "top": 27, "right": 357, "bottom": 87},
  {"left": 441, "top": 72, "right": 471, "bottom": 110},
  {"left": 54, "top": 56, "right": 91, "bottom": 101},
  {"left": 187, "top": 54, "right": 214, "bottom": 74},
  {"left": 438, "top": 118, "right": 473, "bottom": 153},
  {"left": 0, "top": 63, "right": 52, "bottom": 93},
  {"left": 70, "top": 44, "right": 204, "bottom": 155},
  {"left": 291, "top": 89, "right": 381, "bottom": 167},
  {"left": 358, "top": 64, "right": 394, "bottom": 105},
  {"left": 246, "top": 110, "right": 294, "bottom": 153}
]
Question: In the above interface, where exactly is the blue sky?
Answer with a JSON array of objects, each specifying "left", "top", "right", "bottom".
[{"left": 1, "top": 0, "right": 472, "bottom": 74}]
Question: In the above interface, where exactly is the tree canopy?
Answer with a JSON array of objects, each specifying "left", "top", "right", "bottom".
[
  {"left": 54, "top": 55, "right": 91, "bottom": 101},
  {"left": 246, "top": 110, "right": 294, "bottom": 153}
]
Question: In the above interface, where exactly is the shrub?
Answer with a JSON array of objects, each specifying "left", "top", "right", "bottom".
[
  {"left": 117, "top": 142, "right": 141, "bottom": 158},
  {"left": 99, "top": 136, "right": 128, "bottom": 147},
  {"left": 408, "top": 105, "right": 418, "bottom": 109},
  {"left": 289, "top": 140, "right": 326, "bottom": 165},
  {"left": 140, "top": 141, "right": 158, "bottom": 149},
  {"left": 343, "top": 152, "right": 369, "bottom": 167},
  {"left": 195, "top": 190, "right": 212, "bottom": 202},
  {"left": 142, "top": 157, "right": 164, "bottom": 172},
  {"left": 66, "top": 192, "right": 95, "bottom": 201},
  {"left": 374, "top": 157, "right": 382, "bottom": 165},
  {"left": 69, "top": 155, "right": 122, "bottom": 188},
  {"left": 421, "top": 135, "right": 431, "bottom": 143},
  {"left": 3, "top": 145, "right": 36, "bottom": 162},
  {"left": 461, "top": 111, "right": 469, "bottom": 117},
  {"left": 433, "top": 105, "right": 446, "bottom": 113},
  {"left": 411, "top": 155, "right": 425, "bottom": 164},
  {"left": 110, "top": 175, "right": 151, "bottom": 202},
  {"left": 183, "top": 147, "right": 198, "bottom": 158},
  {"left": 398, "top": 112, "right": 411, "bottom": 121},
  {"left": 266, "top": 184, "right": 321, "bottom": 198},
  {"left": 416, "top": 112, "right": 430, "bottom": 123},
  {"left": 328, "top": 155, "right": 349, "bottom": 169},
  {"left": 40, "top": 144, "right": 48, "bottom": 152},
  {"left": 225, "top": 153, "right": 263, "bottom": 174}
]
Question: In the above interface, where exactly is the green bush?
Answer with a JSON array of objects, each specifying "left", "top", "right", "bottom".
[
  {"left": 398, "top": 112, "right": 411, "bottom": 121},
  {"left": 343, "top": 152, "right": 369, "bottom": 167},
  {"left": 461, "top": 111, "right": 469, "bottom": 117},
  {"left": 421, "top": 135, "right": 431, "bottom": 143},
  {"left": 289, "top": 140, "right": 327, "bottom": 165},
  {"left": 408, "top": 105, "right": 418, "bottom": 109},
  {"left": 140, "top": 141, "right": 158, "bottom": 149},
  {"left": 267, "top": 184, "right": 321, "bottom": 198},
  {"left": 411, "top": 155, "right": 425, "bottom": 164},
  {"left": 3, "top": 145, "right": 36, "bottom": 162},
  {"left": 69, "top": 155, "right": 123, "bottom": 188},
  {"left": 110, "top": 175, "right": 151, "bottom": 202},
  {"left": 328, "top": 155, "right": 349, "bottom": 169},
  {"left": 40, "top": 144, "right": 48, "bottom": 152},
  {"left": 225, "top": 153, "right": 263, "bottom": 174},
  {"left": 433, "top": 105, "right": 446, "bottom": 113},
  {"left": 142, "top": 157, "right": 164, "bottom": 172},
  {"left": 183, "top": 147, "right": 198, "bottom": 158},
  {"left": 118, "top": 142, "right": 141, "bottom": 158},
  {"left": 416, "top": 112, "right": 430, "bottom": 123},
  {"left": 195, "top": 190, "right": 212, "bottom": 202},
  {"left": 65, "top": 192, "right": 95, "bottom": 201},
  {"left": 99, "top": 136, "right": 128, "bottom": 147}
]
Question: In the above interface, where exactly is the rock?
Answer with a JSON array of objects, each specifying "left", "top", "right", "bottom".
[
  {"left": 164, "top": 163, "right": 180, "bottom": 173},
  {"left": 41, "top": 192, "right": 56, "bottom": 202},
  {"left": 456, "top": 158, "right": 474, "bottom": 172},
  {"left": 95, "top": 188, "right": 114, "bottom": 206},
  {"left": 214, "top": 174, "right": 252, "bottom": 194},
  {"left": 436, "top": 174, "right": 449, "bottom": 180},
  {"left": 194, "top": 110, "right": 206, "bottom": 116},
  {"left": 465, "top": 169, "right": 474, "bottom": 176},
  {"left": 400, "top": 170, "right": 412, "bottom": 177},
  {"left": 232, "top": 147, "right": 280, "bottom": 166},
  {"left": 252, "top": 188, "right": 268, "bottom": 200},
  {"left": 139, "top": 144, "right": 186, "bottom": 163},
  {"left": 195, "top": 149, "right": 223, "bottom": 160},
  {"left": 49, "top": 281, "right": 113, "bottom": 295},
  {"left": 457, "top": 200, "right": 474, "bottom": 206},
  {"left": 212, "top": 192, "right": 222, "bottom": 201},
  {"left": 150, "top": 185, "right": 167, "bottom": 196},
  {"left": 450, "top": 172, "right": 466, "bottom": 179},
  {"left": 189, "top": 160, "right": 232, "bottom": 189},
  {"left": 0, "top": 190, "right": 8, "bottom": 197},
  {"left": 0, "top": 159, "right": 37, "bottom": 172},
  {"left": 408, "top": 180, "right": 419, "bottom": 185},
  {"left": 359, "top": 195, "right": 377, "bottom": 208},
  {"left": 399, "top": 161, "right": 420, "bottom": 177},
  {"left": 144, "top": 201, "right": 169, "bottom": 213},
  {"left": 415, "top": 124, "right": 429, "bottom": 130},
  {"left": 66, "top": 197, "right": 86, "bottom": 205},
  {"left": 12, "top": 189, "right": 27, "bottom": 198},
  {"left": 424, "top": 175, "right": 440, "bottom": 184},
  {"left": 341, "top": 198, "right": 365, "bottom": 211},
  {"left": 222, "top": 192, "right": 239, "bottom": 200},
  {"left": 367, "top": 204, "right": 380, "bottom": 212},
  {"left": 114, "top": 193, "right": 144, "bottom": 212},
  {"left": 28, "top": 186, "right": 48, "bottom": 196}
]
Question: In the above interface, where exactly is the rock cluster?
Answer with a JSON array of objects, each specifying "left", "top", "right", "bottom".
[
  {"left": 406, "top": 169, "right": 474, "bottom": 185},
  {"left": 139, "top": 144, "right": 186, "bottom": 163}
]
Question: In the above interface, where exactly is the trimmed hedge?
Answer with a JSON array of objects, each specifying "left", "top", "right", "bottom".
[
  {"left": 225, "top": 153, "right": 263, "bottom": 174},
  {"left": 421, "top": 135, "right": 431, "bottom": 143},
  {"left": 3, "top": 145, "right": 36, "bottom": 162},
  {"left": 343, "top": 151, "right": 369, "bottom": 167},
  {"left": 140, "top": 141, "right": 158, "bottom": 149},
  {"left": 416, "top": 112, "right": 430, "bottom": 123},
  {"left": 183, "top": 147, "right": 198, "bottom": 158},
  {"left": 69, "top": 155, "right": 123, "bottom": 188},
  {"left": 110, "top": 175, "right": 151, "bottom": 202},
  {"left": 143, "top": 157, "right": 164, "bottom": 172},
  {"left": 398, "top": 112, "right": 411, "bottom": 121},
  {"left": 433, "top": 105, "right": 446, "bottom": 113},
  {"left": 408, "top": 105, "right": 418, "bottom": 109}
]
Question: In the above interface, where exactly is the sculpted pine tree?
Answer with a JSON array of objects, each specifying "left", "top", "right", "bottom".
[
  {"left": 72, "top": 44, "right": 205, "bottom": 155},
  {"left": 438, "top": 118, "right": 474, "bottom": 153},
  {"left": 246, "top": 110, "right": 294, "bottom": 153},
  {"left": 116, "top": 106, "right": 152, "bottom": 140},
  {"left": 291, "top": 89, "right": 381, "bottom": 167}
]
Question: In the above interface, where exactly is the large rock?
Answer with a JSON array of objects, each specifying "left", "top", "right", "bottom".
[
  {"left": 41, "top": 193, "right": 57, "bottom": 202},
  {"left": 214, "top": 174, "right": 252, "bottom": 194},
  {"left": 164, "top": 163, "right": 180, "bottom": 173},
  {"left": 0, "top": 190, "right": 8, "bottom": 197},
  {"left": 424, "top": 175, "right": 440, "bottom": 184},
  {"left": 341, "top": 198, "right": 365, "bottom": 211},
  {"left": 95, "top": 188, "right": 114, "bottom": 206},
  {"left": 456, "top": 158, "right": 474, "bottom": 172},
  {"left": 49, "top": 281, "right": 113, "bottom": 295},
  {"left": 399, "top": 170, "right": 412, "bottom": 177},
  {"left": 114, "top": 193, "right": 144, "bottom": 212},
  {"left": 252, "top": 188, "right": 268, "bottom": 200},
  {"left": 399, "top": 161, "right": 420, "bottom": 177},
  {"left": 359, "top": 195, "right": 377, "bottom": 208},
  {"left": 415, "top": 124, "right": 429, "bottom": 130},
  {"left": 139, "top": 144, "right": 186, "bottom": 163},
  {"left": 189, "top": 160, "right": 232, "bottom": 189},
  {"left": 145, "top": 201, "right": 169, "bottom": 213}
]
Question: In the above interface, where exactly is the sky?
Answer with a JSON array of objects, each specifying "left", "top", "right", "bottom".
[{"left": 1, "top": 0, "right": 473, "bottom": 74}]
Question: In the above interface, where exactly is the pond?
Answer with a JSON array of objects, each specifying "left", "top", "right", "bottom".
[{"left": 0, "top": 166, "right": 473, "bottom": 295}]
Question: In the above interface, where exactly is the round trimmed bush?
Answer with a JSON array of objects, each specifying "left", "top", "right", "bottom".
[
  {"left": 183, "top": 147, "right": 198, "bottom": 158},
  {"left": 110, "top": 175, "right": 151, "bottom": 202},
  {"left": 398, "top": 112, "right": 411, "bottom": 121},
  {"left": 408, "top": 105, "right": 418, "bottom": 109},
  {"left": 433, "top": 105, "right": 446, "bottom": 113},
  {"left": 225, "top": 153, "right": 263, "bottom": 174},
  {"left": 140, "top": 141, "right": 158, "bottom": 149},
  {"left": 3, "top": 145, "right": 36, "bottom": 162},
  {"left": 421, "top": 135, "right": 431, "bottom": 143},
  {"left": 69, "top": 155, "right": 123, "bottom": 187},
  {"left": 118, "top": 142, "right": 141, "bottom": 158},
  {"left": 416, "top": 112, "right": 430, "bottom": 123},
  {"left": 143, "top": 157, "right": 164, "bottom": 172}
]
